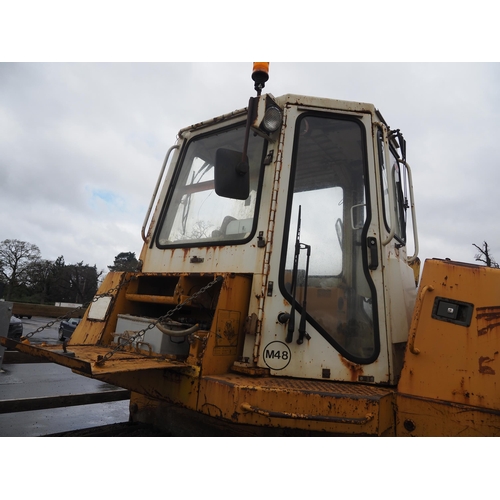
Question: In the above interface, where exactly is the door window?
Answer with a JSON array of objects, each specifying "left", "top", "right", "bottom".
[{"left": 280, "top": 114, "right": 378, "bottom": 362}]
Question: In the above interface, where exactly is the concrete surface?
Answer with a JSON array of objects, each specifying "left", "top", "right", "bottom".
[{"left": 0, "top": 362, "right": 130, "bottom": 437}]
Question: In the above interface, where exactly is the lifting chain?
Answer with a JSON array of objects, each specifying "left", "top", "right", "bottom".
[
  {"left": 95, "top": 275, "right": 224, "bottom": 366},
  {"left": 21, "top": 275, "right": 139, "bottom": 340}
]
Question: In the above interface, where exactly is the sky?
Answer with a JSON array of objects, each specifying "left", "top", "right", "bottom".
[
  {"left": 1, "top": 3, "right": 499, "bottom": 278},
  {"left": 2, "top": 61, "right": 499, "bottom": 275}
]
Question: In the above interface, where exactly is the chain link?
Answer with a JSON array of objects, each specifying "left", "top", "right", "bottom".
[
  {"left": 22, "top": 273, "right": 222, "bottom": 365},
  {"left": 22, "top": 276, "right": 138, "bottom": 340},
  {"left": 95, "top": 275, "right": 223, "bottom": 365}
]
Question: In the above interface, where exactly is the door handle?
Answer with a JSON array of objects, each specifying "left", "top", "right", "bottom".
[{"left": 367, "top": 237, "right": 378, "bottom": 270}]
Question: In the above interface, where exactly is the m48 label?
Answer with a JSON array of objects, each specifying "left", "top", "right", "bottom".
[{"left": 263, "top": 341, "right": 291, "bottom": 370}]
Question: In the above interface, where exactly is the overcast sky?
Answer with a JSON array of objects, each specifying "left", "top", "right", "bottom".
[
  {"left": 1, "top": 1, "right": 499, "bottom": 276},
  {"left": 1, "top": 61, "right": 499, "bottom": 275}
]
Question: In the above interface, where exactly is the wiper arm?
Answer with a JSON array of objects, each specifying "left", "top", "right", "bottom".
[
  {"left": 286, "top": 206, "right": 301, "bottom": 343},
  {"left": 298, "top": 243, "right": 311, "bottom": 345},
  {"left": 286, "top": 206, "right": 312, "bottom": 345}
]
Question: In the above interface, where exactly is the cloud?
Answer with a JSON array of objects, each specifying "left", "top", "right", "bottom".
[{"left": 1, "top": 62, "right": 499, "bottom": 276}]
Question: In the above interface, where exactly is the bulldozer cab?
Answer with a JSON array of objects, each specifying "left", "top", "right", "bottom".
[{"left": 137, "top": 85, "right": 418, "bottom": 385}]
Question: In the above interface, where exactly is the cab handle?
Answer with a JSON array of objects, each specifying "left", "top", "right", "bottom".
[{"left": 367, "top": 237, "right": 378, "bottom": 270}]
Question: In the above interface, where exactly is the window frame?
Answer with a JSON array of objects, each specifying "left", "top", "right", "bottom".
[
  {"left": 154, "top": 121, "right": 268, "bottom": 249},
  {"left": 377, "top": 129, "right": 407, "bottom": 246}
]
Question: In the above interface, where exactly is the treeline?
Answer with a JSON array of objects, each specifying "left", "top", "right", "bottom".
[{"left": 0, "top": 239, "right": 102, "bottom": 304}]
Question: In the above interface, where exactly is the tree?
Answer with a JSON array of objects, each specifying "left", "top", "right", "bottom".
[
  {"left": 108, "top": 252, "right": 140, "bottom": 272},
  {"left": 45, "top": 256, "right": 67, "bottom": 303},
  {"left": 0, "top": 240, "right": 103, "bottom": 304},
  {"left": 473, "top": 241, "right": 500, "bottom": 268},
  {"left": 24, "top": 258, "right": 54, "bottom": 303},
  {"left": 64, "top": 262, "right": 102, "bottom": 304},
  {"left": 0, "top": 239, "right": 42, "bottom": 299}
]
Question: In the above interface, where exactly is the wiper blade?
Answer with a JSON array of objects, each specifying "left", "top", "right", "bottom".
[
  {"left": 298, "top": 243, "right": 311, "bottom": 345},
  {"left": 286, "top": 206, "right": 302, "bottom": 343},
  {"left": 286, "top": 206, "right": 312, "bottom": 345}
]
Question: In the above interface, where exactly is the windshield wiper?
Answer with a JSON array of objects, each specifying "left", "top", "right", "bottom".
[
  {"left": 298, "top": 242, "right": 311, "bottom": 345},
  {"left": 286, "top": 206, "right": 312, "bottom": 344}
]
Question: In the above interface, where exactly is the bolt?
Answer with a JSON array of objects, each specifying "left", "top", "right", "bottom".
[{"left": 404, "top": 419, "right": 416, "bottom": 432}]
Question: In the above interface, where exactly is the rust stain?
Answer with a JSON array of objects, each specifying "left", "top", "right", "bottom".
[
  {"left": 478, "top": 356, "right": 496, "bottom": 375},
  {"left": 478, "top": 323, "right": 500, "bottom": 336},
  {"left": 338, "top": 354, "right": 364, "bottom": 382},
  {"left": 452, "top": 377, "right": 470, "bottom": 399},
  {"left": 477, "top": 306, "right": 500, "bottom": 336},
  {"left": 181, "top": 247, "right": 190, "bottom": 261}
]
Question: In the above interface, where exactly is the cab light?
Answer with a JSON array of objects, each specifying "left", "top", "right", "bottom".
[
  {"left": 252, "top": 62, "right": 269, "bottom": 95},
  {"left": 262, "top": 105, "right": 282, "bottom": 133},
  {"left": 252, "top": 62, "right": 269, "bottom": 81}
]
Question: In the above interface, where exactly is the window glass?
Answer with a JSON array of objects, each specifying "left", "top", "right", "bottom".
[
  {"left": 391, "top": 154, "right": 407, "bottom": 243},
  {"left": 378, "top": 130, "right": 407, "bottom": 243},
  {"left": 281, "top": 114, "right": 377, "bottom": 362},
  {"left": 378, "top": 130, "right": 391, "bottom": 230},
  {"left": 157, "top": 124, "right": 266, "bottom": 246}
]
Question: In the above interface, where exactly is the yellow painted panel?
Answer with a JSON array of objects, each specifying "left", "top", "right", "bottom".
[
  {"left": 201, "top": 274, "right": 252, "bottom": 375},
  {"left": 399, "top": 259, "right": 500, "bottom": 412},
  {"left": 397, "top": 394, "right": 500, "bottom": 436},
  {"left": 198, "top": 374, "right": 395, "bottom": 435}
]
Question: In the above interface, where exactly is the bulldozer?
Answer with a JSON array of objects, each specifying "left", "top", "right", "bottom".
[{"left": 3, "top": 63, "right": 500, "bottom": 436}]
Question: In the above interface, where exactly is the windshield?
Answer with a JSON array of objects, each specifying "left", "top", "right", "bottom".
[{"left": 157, "top": 123, "right": 266, "bottom": 247}]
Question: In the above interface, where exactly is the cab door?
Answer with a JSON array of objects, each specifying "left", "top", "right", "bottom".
[{"left": 256, "top": 106, "right": 391, "bottom": 384}]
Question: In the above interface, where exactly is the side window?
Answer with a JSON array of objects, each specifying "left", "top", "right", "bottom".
[
  {"left": 378, "top": 130, "right": 407, "bottom": 243},
  {"left": 378, "top": 130, "right": 391, "bottom": 230},
  {"left": 391, "top": 154, "right": 407, "bottom": 243}
]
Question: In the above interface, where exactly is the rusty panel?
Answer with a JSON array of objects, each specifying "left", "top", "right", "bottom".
[
  {"left": 0, "top": 337, "right": 91, "bottom": 374},
  {"left": 396, "top": 393, "right": 500, "bottom": 437},
  {"left": 1, "top": 339, "right": 190, "bottom": 377},
  {"left": 90, "top": 355, "right": 190, "bottom": 376},
  {"left": 98, "top": 366, "right": 201, "bottom": 410},
  {"left": 201, "top": 274, "right": 252, "bottom": 375},
  {"left": 398, "top": 259, "right": 500, "bottom": 412},
  {"left": 70, "top": 272, "right": 126, "bottom": 346},
  {"left": 198, "top": 374, "right": 395, "bottom": 435}
]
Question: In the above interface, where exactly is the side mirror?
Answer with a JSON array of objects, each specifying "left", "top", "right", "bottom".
[{"left": 214, "top": 148, "right": 250, "bottom": 200}]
